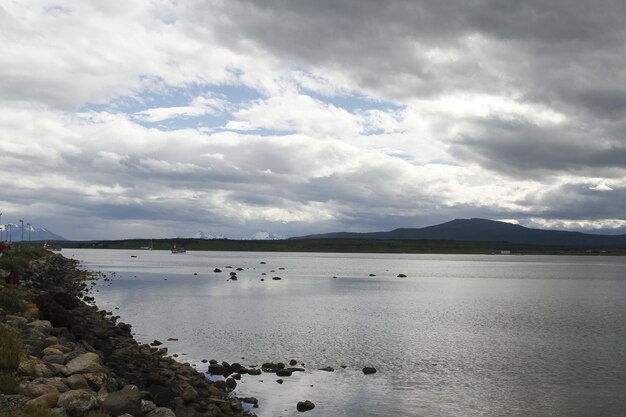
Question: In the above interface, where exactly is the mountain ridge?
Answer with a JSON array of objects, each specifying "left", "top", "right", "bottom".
[{"left": 289, "top": 218, "right": 626, "bottom": 247}]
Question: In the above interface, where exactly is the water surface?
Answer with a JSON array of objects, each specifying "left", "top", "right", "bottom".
[{"left": 64, "top": 249, "right": 626, "bottom": 417}]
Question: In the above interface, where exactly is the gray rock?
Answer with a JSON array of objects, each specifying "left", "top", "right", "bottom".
[
  {"left": 145, "top": 407, "right": 177, "bottom": 417},
  {"left": 42, "top": 347, "right": 65, "bottom": 356},
  {"left": 101, "top": 385, "right": 142, "bottom": 417},
  {"left": 18, "top": 356, "right": 57, "bottom": 378},
  {"left": 65, "top": 374, "right": 90, "bottom": 390},
  {"left": 65, "top": 352, "right": 105, "bottom": 375},
  {"left": 57, "top": 389, "right": 99, "bottom": 412},
  {"left": 141, "top": 400, "right": 158, "bottom": 414},
  {"left": 24, "top": 378, "right": 64, "bottom": 397},
  {"left": 25, "top": 392, "right": 60, "bottom": 408},
  {"left": 43, "top": 354, "right": 66, "bottom": 365}
]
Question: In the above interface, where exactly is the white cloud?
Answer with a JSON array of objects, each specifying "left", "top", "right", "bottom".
[
  {"left": 2, "top": 0, "right": 626, "bottom": 238},
  {"left": 590, "top": 183, "right": 613, "bottom": 191}
]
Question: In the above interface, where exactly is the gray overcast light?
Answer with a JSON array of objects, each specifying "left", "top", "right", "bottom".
[{"left": 1, "top": 0, "right": 625, "bottom": 239}]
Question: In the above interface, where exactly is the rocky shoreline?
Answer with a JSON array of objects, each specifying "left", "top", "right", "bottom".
[{"left": 1, "top": 251, "right": 254, "bottom": 417}]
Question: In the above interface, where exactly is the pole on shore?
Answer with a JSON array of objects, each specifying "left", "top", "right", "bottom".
[{"left": 20, "top": 220, "right": 24, "bottom": 243}]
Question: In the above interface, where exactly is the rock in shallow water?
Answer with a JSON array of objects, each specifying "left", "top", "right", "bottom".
[
  {"left": 297, "top": 400, "right": 315, "bottom": 412},
  {"left": 362, "top": 367, "right": 377, "bottom": 374}
]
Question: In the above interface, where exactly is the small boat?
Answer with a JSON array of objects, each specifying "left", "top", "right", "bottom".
[{"left": 171, "top": 244, "right": 186, "bottom": 254}]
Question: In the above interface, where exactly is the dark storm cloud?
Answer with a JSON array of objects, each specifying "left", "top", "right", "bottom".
[
  {"left": 449, "top": 118, "right": 626, "bottom": 179},
  {"left": 524, "top": 184, "right": 626, "bottom": 221},
  {"left": 198, "top": 0, "right": 626, "bottom": 176}
]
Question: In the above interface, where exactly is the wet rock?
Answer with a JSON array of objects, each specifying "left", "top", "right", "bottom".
[
  {"left": 297, "top": 400, "right": 315, "bottom": 412},
  {"left": 272, "top": 277, "right": 282, "bottom": 280},
  {"left": 102, "top": 384, "right": 143, "bottom": 417},
  {"left": 319, "top": 366, "right": 334, "bottom": 372},
  {"left": 167, "top": 338, "right": 178, "bottom": 341},
  {"left": 397, "top": 274, "right": 407, "bottom": 278},
  {"left": 276, "top": 379, "right": 283, "bottom": 384},
  {"left": 151, "top": 340, "right": 163, "bottom": 346},
  {"left": 247, "top": 368, "right": 262, "bottom": 376},
  {"left": 362, "top": 367, "right": 377, "bottom": 374},
  {"left": 369, "top": 273, "right": 376, "bottom": 276},
  {"left": 213, "top": 268, "right": 222, "bottom": 273},
  {"left": 289, "top": 359, "right": 298, "bottom": 366},
  {"left": 208, "top": 363, "right": 228, "bottom": 375},
  {"left": 57, "top": 389, "right": 99, "bottom": 412},
  {"left": 225, "top": 377, "right": 237, "bottom": 391},
  {"left": 340, "top": 365, "right": 347, "bottom": 369},
  {"left": 260, "top": 262, "right": 266, "bottom": 264},
  {"left": 236, "top": 268, "right": 244, "bottom": 271},
  {"left": 275, "top": 369, "right": 292, "bottom": 377},
  {"left": 239, "top": 397, "right": 258, "bottom": 406}
]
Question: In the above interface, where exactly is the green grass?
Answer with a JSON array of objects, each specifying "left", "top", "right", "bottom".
[
  {"left": 0, "top": 406, "right": 59, "bottom": 417},
  {"left": 0, "top": 324, "right": 22, "bottom": 371},
  {"left": 0, "top": 371, "right": 18, "bottom": 394},
  {"left": 0, "top": 286, "right": 26, "bottom": 314}
]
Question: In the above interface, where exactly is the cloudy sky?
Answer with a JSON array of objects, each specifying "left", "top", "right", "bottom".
[{"left": 1, "top": 0, "right": 625, "bottom": 240}]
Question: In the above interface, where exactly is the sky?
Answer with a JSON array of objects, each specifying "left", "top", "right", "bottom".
[{"left": 1, "top": 0, "right": 626, "bottom": 240}]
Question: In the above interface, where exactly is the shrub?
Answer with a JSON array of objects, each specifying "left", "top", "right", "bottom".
[
  {"left": 0, "top": 287, "right": 26, "bottom": 314},
  {"left": 0, "top": 324, "right": 22, "bottom": 371},
  {"left": 0, "top": 371, "right": 18, "bottom": 394}
]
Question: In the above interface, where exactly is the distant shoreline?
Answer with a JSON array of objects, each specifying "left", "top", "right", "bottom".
[{"left": 29, "top": 238, "right": 626, "bottom": 256}]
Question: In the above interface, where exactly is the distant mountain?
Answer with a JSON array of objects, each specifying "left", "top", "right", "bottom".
[
  {"left": 290, "top": 218, "right": 626, "bottom": 247},
  {"left": 187, "top": 231, "right": 226, "bottom": 240},
  {"left": 247, "top": 231, "right": 284, "bottom": 240},
  {"left": 0, "top": 224, "right": 66, "bottom": 241}
]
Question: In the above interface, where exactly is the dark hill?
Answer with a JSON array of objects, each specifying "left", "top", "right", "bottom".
[{"left": 290, "top": 218, "right": 626, "bottom": 247}]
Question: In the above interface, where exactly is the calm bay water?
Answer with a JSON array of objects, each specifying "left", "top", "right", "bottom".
[{"left": 64, "top": 249, "right": 626, "bottom": 417}]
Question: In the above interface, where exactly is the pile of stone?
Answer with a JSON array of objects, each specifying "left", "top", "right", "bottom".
[{"left": 1, "top": 253, "right": 253, "bottom": 417}]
